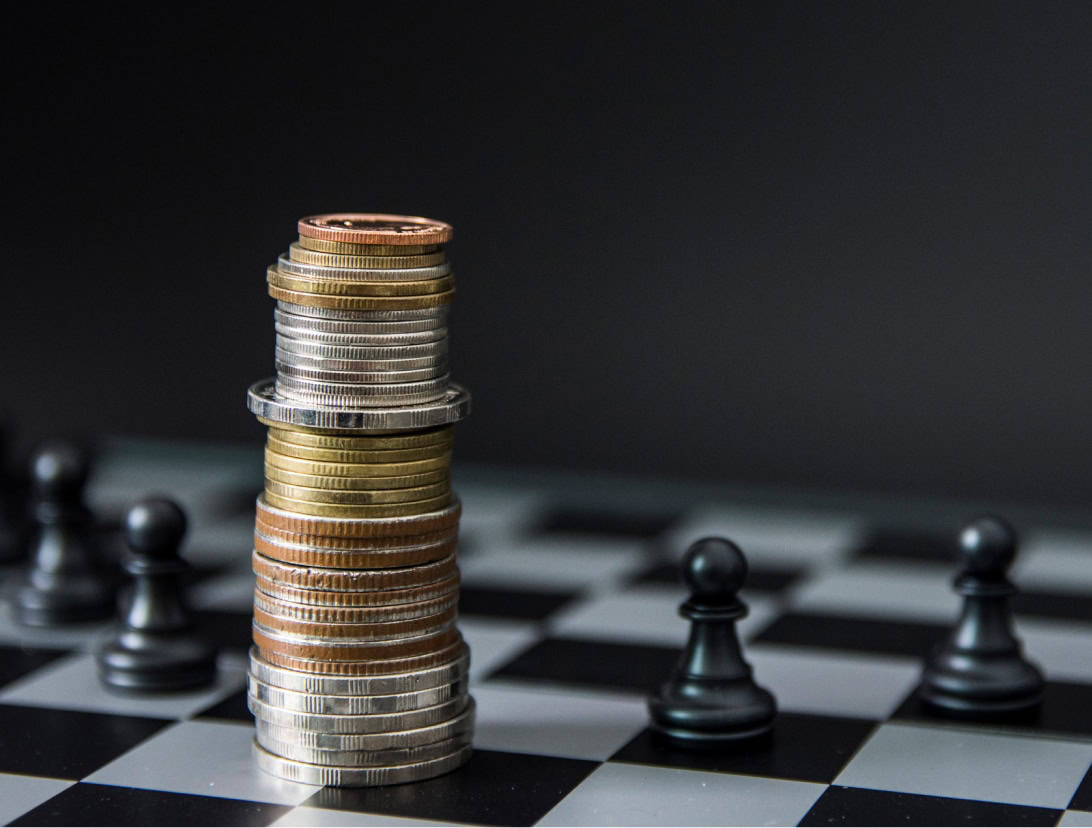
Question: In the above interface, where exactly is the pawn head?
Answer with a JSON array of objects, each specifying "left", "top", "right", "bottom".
[
  {"left": 959, "top": 515, "right": 1016, "bottom": 575},
  {"left": 31, "top": 442, "right": 89, "bottom": 498},
  {"left": 125, "top": 497, "right": 187, "bottom": 559},
  {"left": 682, "top": 536, "right": 747, "bottom": 598}
]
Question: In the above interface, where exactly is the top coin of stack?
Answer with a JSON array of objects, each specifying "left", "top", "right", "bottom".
[{"left": 244, "top": 214, "right": 474, "bottom": 787}]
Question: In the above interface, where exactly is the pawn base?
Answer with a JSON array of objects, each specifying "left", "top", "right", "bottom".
[
  {"left": 14, "top": 580, "right": 115, "bottom": 627},
  {"left": 649, "top": 676, "right": 777, "bottom": 745},
  {"left": 920, "top": 647, "right": 1045, "bottom": 715},
  {"left": 97, "top": 629, "right": 217, "bottom": 693}
]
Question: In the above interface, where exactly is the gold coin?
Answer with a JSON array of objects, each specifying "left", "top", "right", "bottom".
[
  {"left": 255, "top": 494, "right": 460, "bottom": 537},
  {"left": 254, "top": 523, "right": 457, "bottom": 551},
  {"left": 258, "top": 638, "right": 467, "bottom": 676},
  {"left": 264, "top": 423, "right": 453, "bottom": 449},
  {"left": 264, "top": 480, "right": 449, "bottom": 505},
  {"left": 252, "top": 622, "right": 459, "bottom": 660},
  {"left": 253, "top": 605, "right": 458, "bottom": 641},
  {"left": 268, "top": 283, "right": 455, "bottom": 311},
  {"left": 262, "top": 491, "right": 453, "bottom": 518},
  {"left": 268, "top": 269, "right": 454, "bottom": 297},
  {"left": 266, "top": 435, "right": 449, "bottom": 464},
  {"left": 264, "top": 449, "right": 451, "bottom": 478},
  {"left": 288, "top": 243, "right": 446, "bottom": 269},
  {"left": 296, "top": 238, "right": 440, "bottom": 255},
  {"left": 263, "top": 464, "right": 448, "bottom": 492},
  {"left": 253, "top": 590, "right": 458, "bottom": 624},
  {"left": 255, "top": 573, "right": 460, "bottom": 608},
  {"left": 253, "top": 532, "right": 457, "bottom": 569}
]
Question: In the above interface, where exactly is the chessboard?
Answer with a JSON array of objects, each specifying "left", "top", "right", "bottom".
[{"left": 1, "top": 437, "right": 1091, "bottom": 827}]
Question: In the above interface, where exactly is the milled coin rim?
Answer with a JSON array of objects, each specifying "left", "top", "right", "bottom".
[
  {"left": 248, "top": 646, "right": 469, "bottom": 695},
  {"left": 247, "top": 379, "right": 471, "bottom": 430},
  {"left": 297, "top": 213, "right": 454, "bottom": 246},
  {"left": 253, "top": 740, "right": 472, "bottom": 786}
]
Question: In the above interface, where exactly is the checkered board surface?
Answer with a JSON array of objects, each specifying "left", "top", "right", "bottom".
[{"left": 1, "top": 440, "right": 1092, "bottom": 826}]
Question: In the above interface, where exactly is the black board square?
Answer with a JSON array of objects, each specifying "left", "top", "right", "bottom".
[
  {"left": 303, "top": 748, "right": 597, "bottom": 827},
  {"left": 611, "top": 713, "right": 877, "bottom": 784},
  {"left": 852, "top": 528, "right": 957, "bottom": 563},
  {"left": 754, "top": 611, "right": 949, "bottom": 658},
  {"left": 10, "top": 782, "right": 289, "bottom": 827},
  {"left": 459, "top": 585, "right": 580, "bottom": 621},
  {"left": 892, "top": 680, "right": 1092, "bottom": 739},
  {"left": 489, "top": 637, "right": 680, "bottom": 695},
  {"left": 0, "top": 703, "right": 170, "bottom": 778},
  {"left": 1070, "top": 763, "right": 1092, "bottom": 811},
  {"left": 800, "top": 785, "right": 1061, "bottom": 826},
  {"left": 0, "top": 644, "right": 70, "bottom": 690}
]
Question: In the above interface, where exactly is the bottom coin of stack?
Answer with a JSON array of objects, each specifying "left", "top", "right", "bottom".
[{"left": 247, "top": 497, "right": 473, "bottom": 786}]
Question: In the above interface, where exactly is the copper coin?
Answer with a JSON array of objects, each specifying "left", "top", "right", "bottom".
[
  {"left": 258, "top": 638, "right": 467, "bottom": 676},
  {"left": 253, "top": 590, "right": 458, "bottom": 624},
  {"left": 252, "top": 605, "right": 458, "bottom": 640},
  {"left": 255, "top": 494, "right": 461, "bottom": 538},
  {"left": 298, "top": 214, "right": 454, "bottom": 246},
  {"left": 250, "top": 551, "right": 457, "bottom": 591},
  {"left": 253, "top": 531, "right": 457, "bottom": 569},
  {"left": 254, "top": 572, "right": 460, "bottom": 608},
  {"left": 252, "top": 621, "right": 459, "bottom": 660}
]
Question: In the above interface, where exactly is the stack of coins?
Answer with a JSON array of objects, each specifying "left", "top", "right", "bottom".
[{"left": 245, "top": 214, "right": 474, "bottom": 786}]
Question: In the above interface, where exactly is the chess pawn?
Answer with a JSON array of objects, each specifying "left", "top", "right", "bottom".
[
  {"left": 97, "top": 498, "right": 218, "bottom": 692},
  {"left": 15, "top": 443, "right": 115, "bottom": 625},
  {"left": 920, "top": 516, "right": 1044, "bottom": 714},
  {"left": 648, "top": 537, "right": 777, "bottom": 742}
]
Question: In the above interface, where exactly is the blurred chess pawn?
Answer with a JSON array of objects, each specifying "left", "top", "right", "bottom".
[
  {"left": 97, "top": 497, "right": 218, "bottom": 692},
  {"left": 14, "top": 443, "right": 115, "bottom": 625}
]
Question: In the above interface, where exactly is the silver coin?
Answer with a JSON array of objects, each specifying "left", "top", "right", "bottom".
[
  {"left": 256, "top": 731, "right": 472, "bottom": 768},
  {"left": 275, "top": 322, "right": 448, "bottom": 346},
  {"left": 277, "top": 255, "right": 453, "bottom": 283},
  {"left": 248, "top": 646, "right": 469, "bottom": 696},
  {"left": 276, "top": 301, "right": 448, "bottom": 322},
  {"left": 248, "top": 692, "right": 469, "bottom": 734},
  {"left": 275, "top": 336, "right": 448, "bottom": 361},
  {"left": 253, "top": 740, "right": 472, "bottom": 787},
  {"left": 273, "top": 347, "right": 448, "bottom": 372},
  {"left": 275, "top": 378, "right": 451, "bottom": 409},
  {"left": 275, "top": 361, "right": 447, "bottom": 385},
  {"left": 248, "top": 674, "right": 468, "bottom": 715},
  {"left": 274, "top": 307, "right": 447, "bottom": 335},
  {"left": 246, "top": 379, "right": 472, "bottom": 430}
]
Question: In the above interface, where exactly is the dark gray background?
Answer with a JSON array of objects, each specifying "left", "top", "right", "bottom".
[{"left": 3, "top": 4, "right": 1090, "bottom": 506}]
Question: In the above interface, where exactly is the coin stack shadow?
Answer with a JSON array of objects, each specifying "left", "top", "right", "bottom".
[{"left": 243, "top": 215, "right": 474, "bottom": 786}]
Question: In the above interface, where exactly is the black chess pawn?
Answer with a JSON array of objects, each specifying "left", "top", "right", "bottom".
[
  {"left": 919, "top": 515, "right": 1044, "bottom": 714},
  {"left": 648, "top": 537, "right": 777, "bottom": 743},
  {"left": 97, "top": 498, "right": 218, "bottom": 692},
  {"left": 14, "top": 443, "right": 115, "bottom": 625}
]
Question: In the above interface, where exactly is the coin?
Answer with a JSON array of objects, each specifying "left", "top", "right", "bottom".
[
  {"left": 255, "top": 573, "right": 460, "bottom": 608},
  {"left": 254, "top": 696, "right": 473, "bottom": 750},
  {"left": 274, "top": 362, "right": 447, "bottom": 385},
  {"left": 274, "top": 352, "right": 448, "bottom": 376},
  {"left": 268, "top": 284, "right": 455, "bottom": 311},
  {"left": 253, "top": 533, "right": 456, "bottom": 569},
  {"left": 288, "top": 243, "right": 447, "bottom": 270},
  {"left": 254, "top": 522, "right": 457, "bottom": 550},
  {"left": 252, "top": 622, "right": 460, "bottom": 661},
  {"left": 274, "top": 322, "right": 447, "bottom": 346},
  {"left": 258, "top": 637, "right": 467, "bottom": 676},
  {"left": 268, "top": 270, "right": 455, "bottom": 297},
  {"left": 274, "top": 385, "right": 451, "bottom": 411},
  {"left": 262, "top": 492, "right": 453, "bottom": 518},
  {"left": 251, "top": 550, "right": 457, "bottom": 591},
  {"left": 249, "top": 673, "right": 467, "bottom": 715},
  {"left": 275, "top": 374, "right": 450, "bottom": 397},
  {"left": 247, "top": 379, "right": 472, "bottom": 432},
  {"left": 278, "top": 257, "right": 451, "bottom": 284},
  {"left": 263, "top": 466, "right": 447, "bottom": 494},
  {"left": 263, "top": 480, "right": 449, "bottom": 506},
  {"left": 265, "top": 437, "right": 449, "bottom": 464},
  {"left": 253, "top": 741, "right": 472, "bottom": 786},
  {"left": 255, "top": 493, "right": 461, "bottom": 537},
  {"left": 249, "top": 692, "right": 468, "bottom": 734},
  {"left": 253, "top": 591, "right": 457, "bottom": 624},
  {"left": 264, "top": 451, "right": 452, "bottom": 477},
  {"left": 295, "top": 238, "right": 439, "bottom": 255},
  {"left": 257, "top": 731, "right": 472, "bottom": 768},
  {"left": 253, "top": 605, "right": 457, "bottom": 641},
  {"left": 274, "top": 308, "right": 447, "bottom": 335},
  {"left": 276, "top": 301, "right": 448, "bottom": 322},
  {"left": 275, "top": 335, "right": 447, "bottom": 361},
  {"left": 248, "top": 646, "right": 468, "bottom": 695},
  {"left": 265, "top": 424, "right": 453, "bottom": 449},
  {"left": 298, "top": 214, "right": 454, "bottom": 246}
]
